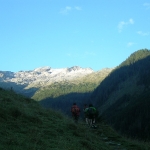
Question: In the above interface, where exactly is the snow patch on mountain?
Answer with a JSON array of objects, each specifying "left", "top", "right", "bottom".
[{"left": 0, "top": 66, "right": 94, "bottom": 86}]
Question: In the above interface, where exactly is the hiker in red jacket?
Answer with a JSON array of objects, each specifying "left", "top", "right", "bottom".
[{"left": 71, "top": 103, "right": 80, "bottom": 123}]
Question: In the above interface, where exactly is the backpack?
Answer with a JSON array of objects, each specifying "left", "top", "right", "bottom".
[
  {"left": 71, "top": 106, "right": 80, "bottom": 116},
  {"left": 86, "top": 107, "right": 96, "bottom": 118}
]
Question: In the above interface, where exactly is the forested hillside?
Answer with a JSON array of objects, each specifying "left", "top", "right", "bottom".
[{"left": 90, "top": 49, "right": 150, "bottom": 140}]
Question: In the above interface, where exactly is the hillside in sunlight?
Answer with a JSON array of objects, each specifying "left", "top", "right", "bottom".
[
  {"left": 32, "top": 68, "right": 113, "bottom": 101},
  {"left": 0, "top": 87, "right": 149, "bottom": 150}
]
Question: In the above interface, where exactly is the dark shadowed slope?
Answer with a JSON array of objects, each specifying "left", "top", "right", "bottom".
[
  {"left": 0, "top": 87, "right": 149, "bottom": 150},
  {"left": 91, "top": 49, "right": 150, "bottom": 140}
]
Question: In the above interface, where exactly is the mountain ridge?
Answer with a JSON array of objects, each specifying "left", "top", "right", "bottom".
[
  {"left": 0, "top": 66, "right": 94, "bottom": 85},
  {"left": 0, "top": 66, "right": 113, "bottom": 95}
]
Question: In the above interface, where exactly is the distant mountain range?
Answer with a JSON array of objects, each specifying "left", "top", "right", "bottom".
[
  {"left": 0, "top": 66, "right": 113, "bottom": 98},
  {"left": 0, "top": 66, "right": 93, "bottom": 85}
]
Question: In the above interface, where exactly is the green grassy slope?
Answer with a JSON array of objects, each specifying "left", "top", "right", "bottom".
[{"left": 0, "top": 87, "right": 149, "bottom": 150}]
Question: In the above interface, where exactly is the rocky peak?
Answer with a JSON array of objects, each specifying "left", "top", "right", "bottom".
[
  {"left": 67, "top": 66, "right": 93, "bottom": 73},
  {"left": 0, "top": 66, "right": 94, "bottom": 86},
  {"left": 0, "top": 71, "right": 14, "bottom": 80},
  {"left": 33, "top": 66, "right": 51, "bottom": 72},
  {"left": 67, "top": 66, "right": 82, "bottom": 72}
]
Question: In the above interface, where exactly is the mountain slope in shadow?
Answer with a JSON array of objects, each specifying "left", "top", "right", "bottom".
[{"left": 90, "top": 49, "right": 150, "bottom": 140}]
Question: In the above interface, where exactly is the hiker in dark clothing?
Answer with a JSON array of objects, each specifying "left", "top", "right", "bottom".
[
  {"left": 71, "top": 103, "right": 80, "bottom": 123},
  {"left": 85, "top": 104, "right": 97, "bottom": 127}
]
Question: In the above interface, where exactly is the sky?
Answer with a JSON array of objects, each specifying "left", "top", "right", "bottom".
[{"left": 0, "top": 0, "right": 150, "bottom": 72}]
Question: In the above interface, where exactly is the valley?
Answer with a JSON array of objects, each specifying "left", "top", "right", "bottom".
[{"left": 1, "top": 48, "right": 150, "bottom": 142}]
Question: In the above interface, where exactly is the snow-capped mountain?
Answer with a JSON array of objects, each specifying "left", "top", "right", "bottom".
[{"left": 0, "top": 66, "right": 94, "bottom": 86}]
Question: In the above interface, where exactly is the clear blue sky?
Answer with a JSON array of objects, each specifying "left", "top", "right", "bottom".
[{"left": 0, "top": 0, "right": 150, "bottom": 72}]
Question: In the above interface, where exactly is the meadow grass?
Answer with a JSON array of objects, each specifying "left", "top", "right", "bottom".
[{"left": 0, "top": 88, "right": 150, "bottom": 150}]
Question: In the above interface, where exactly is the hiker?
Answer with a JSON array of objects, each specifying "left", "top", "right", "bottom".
[
  {"left": 83, "top": 104, "right": 89, "bottom": 125},
  {"left": 71, "top": 103, "right": 80, "bottom": 123},
  {"left": 85, "top": 104, "right": 97, "bottom": 127}
]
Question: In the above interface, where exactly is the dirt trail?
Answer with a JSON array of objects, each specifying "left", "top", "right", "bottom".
[{"left": 81, "top": 123, "right": 147, "bottom": 150}]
